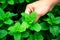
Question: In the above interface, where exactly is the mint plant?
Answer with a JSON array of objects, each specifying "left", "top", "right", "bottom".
[{"left": 0, "top": 0, "right": 60, "bottom": 40}]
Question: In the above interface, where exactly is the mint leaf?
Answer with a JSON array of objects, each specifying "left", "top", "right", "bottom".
[
  {"left": 1, "top": 2, "right": 8, "bottom": 9},
  {"left": 18, "top": 22, "right": 29, "bottom": 32},
  {"left": 27, "top": 34, "right": 33, "bottom": 40},
  {"left": 30, "top": 23, "right": 41, "bottom": 32},
  {"left": 6, "top": 12, "right": 17, "bottom": 18},
  {"left": 0, "top": 8, "right": 4, "bottom": 15},
  {"left": 14, "top": 33, "right": 21, "bottom": 40},
  {"left": 8, "top": 22, "right": 21, "bottom": 32},
  {"left": 0, "top": 20, "right": 3, "bottom": 27},
  {"left": 40, "top": 22, "right": 49, "bottom": 30},
  {"left": 34, "top": 32, "right": 44, "bottom": 40},
  {"left": 21, "top": 12, "right": 37, "bottom": 24},
  {"left": 22, "top": 31, "right": 30, "bottom": 38},
  {"left": 28, "top": 32, "right": 44, "bottom": 40},
  {"left": 47, "top": 13, "right": 56, "bottom": 24},
  {"left": 0, "top": 0, "right": 6, "bottom": 3},
  {"left": 4, "top": 19, "right": 13, "bottom": 25},
  {"left": 26, "top": 0, "right": 30, "bottom": 3},
  {"left": 50, "top": 26, "right": 60, "bottom": 36},
  {"left": 0, "top": 30, "right": 7, "bottom": 38},
  {"left": 19, "top": 0, "right": 25, "bottom": 3},
  {"left": 55, "top": 17, "right": 60, "bottom": 24},
  {"left": 8, "top": 0, "right": 14, "bottom": 5},
  {"left": 0, "top": 23, "right": 3, "bottom": 27}
]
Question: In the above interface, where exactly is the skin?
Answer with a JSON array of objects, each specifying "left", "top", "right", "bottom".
[{"left": 25, "top": 0, "right": 60, "bottom": 22}]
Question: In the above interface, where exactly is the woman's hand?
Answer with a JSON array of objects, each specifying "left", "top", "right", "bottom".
[{"left": 25, "top": 0, "right": 59, "bottom": 22}]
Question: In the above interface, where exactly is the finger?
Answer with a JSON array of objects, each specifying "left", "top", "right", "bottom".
[
  {"left": 25, "top": 7, "right": 31, "bottom": 14},
  {"left": 25, "top": 4, "right": 34, "bottom": 14},
  {"left": 28, "top": 5, "right": 34, "bottom": 12}
]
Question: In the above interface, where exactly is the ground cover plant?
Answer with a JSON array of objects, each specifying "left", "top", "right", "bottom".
[{"left": 0, "top": 0, "right": 60, "bottom": 40}]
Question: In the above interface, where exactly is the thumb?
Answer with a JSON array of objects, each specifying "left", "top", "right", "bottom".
[
  {"left": 25, "top": 7, "right": 30, "bottom": 14},
  {"left": 25, "top": 4, "right": 34, "bottom": 14}
]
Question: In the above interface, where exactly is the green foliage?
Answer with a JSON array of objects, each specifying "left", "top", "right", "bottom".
[
  {"left": 50, "top": 26, "right": 60, "bottom": 36},
  {"left": 0, "top": 0, "right": 60, "bottom": 40},
  {"left": 19, "top": 0, "right": 25, "bottom": 3},
  {"left": 8, "top": 0, "right": 14, "bottom": 5},
  {"left": 14, "top": 33, "right": 21, "bottom": 40},
  {"left": 28, "top": 32, "right": 43, "bottom": 40},
  {"left": 30, "top": 23, "right": 41, "bottom": 32},
  {"left": 0, "top": 30, "right": 7, "bottom": 38}
]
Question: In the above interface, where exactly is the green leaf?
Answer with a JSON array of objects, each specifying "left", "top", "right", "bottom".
[
  {"left": 0, "top": 0, "right": 6, "bottom": 3},
  {"left": 56, "top": 35, "right": 60, "bottom": 40},
  {"left": 0, "top": 37, "right": 6, "bottom": 40},
  {"left": 0, "top": 23, "right": 3, "bottom": 27},
  {"left": 5, "top": 12, "right": 11, "bottom": 19},
  {"left": 8, "top": 22, "right": 21, "bottom": 32},
  {"left": 14, "top": 0, "right": 19, "bottom": 3},
  {"left": 1, "top": 2, "right": 8, "bottom": 9},
  {"left": 21, "top": 12, "right": 37, "bottom": 24},
  {"left": 30, "top": 23, "right": 41, "bottom": 32},
  {"left": 0, "top": 30, "right": 7, "bottom": 38},
  {"left": 43, "top": 18, "right": 52, "bottom": 25},
  {"left": 14, "top": 33, "right": 21, "bottom": 40},
  {"left": 55, "top": 17, "right": 60, "bottom": 24},
  {"left": 28, "top": 32, "right": 44, "bottom": 40},
  {"left": 19, "top": 0, "right": 25, "bottom": 3},
  {"left": 8, "top": 0, "right": 14, "bottom": 5},
  {"left": 10, "top": 13, "right": 18, "bottom": 17},
  {"left": 47, "top": 13, "right": 56, "bottom": 24},
  {"left": 4, "top": 19, "right": 13, "bottom": 25},
  {"left": 27, "top": 34, "right": 33, "bottom": 40},
  {"left": 0, "top": 8, "right": 4, "bottom": 20},
  {"left": 6, "top": 12, "right": 17, "bottom": 18},
  {"left": 26, "top": 0, "right": 30, "bottom": 3},
  {"left": 0, "top": 8, "right": 4, "bottom": 15},
  {"left": 19, "top": 22, "right": 30, "bottom": 32},
  {"left": 50, "top": 26, "right": 60, "bottom": 36},
  {"left": 34, "top": 32, "right": 44, "bottom": 40},
  {"left": 22, "top": 31, "right": 30, "bottom": 38},
  {"left": 0, "top": 20, "right": 3, "bottom": 27},
  {"left": 8, "top": 31, "right": 14, "bottom": 36},
  {"left": 0, "top": 12, "right": 12, "bottom": 21},
  {"left": 40, "top": 22, "right": 49, "bottom": 30}
]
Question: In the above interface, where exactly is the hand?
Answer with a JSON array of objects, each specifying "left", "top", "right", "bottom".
[{"left": 25, "top": 0, "right": 59, "bottom": 22}]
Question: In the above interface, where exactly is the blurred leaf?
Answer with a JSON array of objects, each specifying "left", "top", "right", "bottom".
[
  {"left": 0, "top": 8, "right": 4, "bottom": 15},
  {"left": 34, "top": 32, "right": 44, "bottom": 40},
  {"left": 8, "top": 0, "right": 14, "bottom": 5},
  {"left": 8, "top": 22, "right": 21, "bottom": 32},
  {"left": 1, "top": 3, "right": 8, "bottom": 9},
  {"left": 30, "top": 23, "right": 41, "bottom": 32},
  {"left": 26, "top": 0, "right": 30, "bottom": 3},
  {"left": 4, "top": 19, "right": 13, "bottom": 25},
  {"left": 40, "top": 22, "right": 49, "bottom": 30},
  {"left": 0, "top": 0, "right": 6, "bottom": 3},
  {"left": 21, "top": 12, "right": 37, "bottom": 24},
  {"left": 19, "top": 22, "right": 29, "bottom": 32},
  {"left": 28, "top": 32, "right": 44, "bottom": 40},
  {"left": 27, "top": 34, "right": 33, "bottom": 40},
  {"left": 0, "top": 30, "right": 7, "bottom": 38},
  {"left": 14, "top": 33, "right": 21, "bottom": 40},
  {"left": 19, "top": 0, "right": 25, "bottom": 3},
  {"left": 55, "top": 17, "right": 60, "bottom": 24},
  {"left": 47, "top": 13, "right": 56, "bottom": 25},
  {"left": 50, "top": 26, "right": 60, "bottom": 36},
  {"left": 22, "top": 31, "right": 30, "bottom": 38}
]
